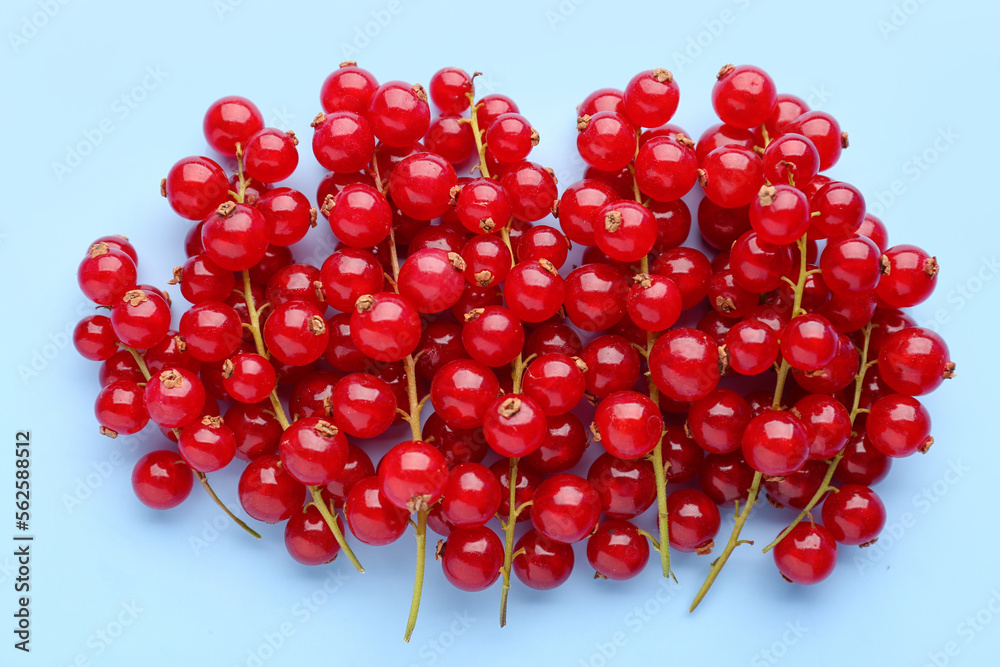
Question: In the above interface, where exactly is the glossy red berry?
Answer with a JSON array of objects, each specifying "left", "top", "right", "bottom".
[
  {"left": 699, "top": 450, "right": 755, "bottom": 504},
  {"left": 877, "top": 327, "right": 953, "bottom": 396},
  {"left": 810, "top": 181, "right": 866, "bottom": 238},
  {"left": 244, "top": 128, "right": 298, "bottom": 183},
  {"left": 821, "top": 484, "right": 886, "bottom": 546},
  {"left": 503, "top": 260, "right": 565, "bottom": 323},
  {"left": 876, "top": 244, "right": 938, "bottom": 307},
  {"left": 742, "top": 409, "right": 809, "bottom": 476},
  {"left": 785, "top": 111, "right": 845, "bottom": 171},
  {"left": 577, "top": 111, "right": 636, "bottom": 172},
  {"left": 144, "top": 368, "right": 205, "bottom": 429},
  {"left": 762, "top": 133, "right": 820, "bottom": 187},
  {"left": 730, "top": 231, "right": 794, "bottom": 293},
  {"left": 350, "top": 292, "right": 421, "bottom": 363},
  {"left": 320, "top": 63, "right": 378, "bottom": 115},
  {"left": 238, "top": 454, "right": 306, "bottom": 523},
  {"left": 866, "top": 394, "right": 932, "bottom": 457},
  {"left": 555, "top": 179, "right": 618, "bottom": 247},
  {"left": 667, "top": 488, "right": 721, "bottom": 553},
  {"left": 687, "top": 388, "right": 751, "bottom": 455},
  {"left": 262, "top": 300, "right": 329, "bottom": 367},
  {"left": 428, "top": 67, "right": 472, "bottom": 114},
  {"left": 780, "top": 314, "right": 839, "bottom": 372},
  {"left": 563, "top": 263, "right": 628, "bottom": 332},
  {"left": 595, "top": 201, "right": 658, "bottom": 262},
  {"left": 132, "top": 450, "right": 193, "bottom": 510},
  {"left": 483, "top": 395, "right": 547, "bottom": 458},
  {"left": 203, "top": 95, "right": 263, "bottom": 156},
  {"left": 441, "top": 526, "right": 504, "bottom": 592},
  {"left": 513, "top": 529, "right": 575, "bottom": 589},
  {"left": 399, "top": 248, "right": 466, "bottom": 313},
  {"left": 712, "top": 64, "right": 777, "bottom": 129},
  {"left": 222, "top": 353, "right": 276, "bottom": 404},
  {"left": 278, "top": 417, "right": 348, "bottom": 485},
  {"left": 486, "top": 113, "right": 537, "bottom": 164},
  {"left": 378, "top": 440, "right": 449, "bottom": 511},
  {"left": 430, "top": 359, "right": 500, "bottom": 429},
  {"left": 368, "top": 81, "right": 431, "bottom": 147},
  {"left": 579, "top": 334, "right": 641, "bottom": 398},
  {"left": 439, "top": 463, "right": 502, "bottom": 529},
  {"left": 623, "top": 68, "right": 680, "bottom": 128},
  {"left": 327, "top": 372, "right": 394, "bottom": 438},
  {"left": 94, "top": 380, "right": 148, "bottom": 436},
  {"left": 793, "top": 394, "right": 851, "bottom": 460},
  {"left": 389, "top": 152, "right": 457, "bottom": 221},
  {"left": 593, "top": 391, "right": 663, "bottom": 459},
  {"left": 163, "top": 156, "right": 229, "bottom": 220},
  {"left": 78, "top": 243, "right": 138, "bottom": 306},
  {"left": 820, "top": 234, "right": 882, "bottom": 295},
  {"left": 635, "top": 136, "right": 698, "bottom": 202},
  {"left": 500, "top": 161, "right": 558, "bottom": 222},
  {"left": 587, "top": 453, "right": 656, "bottom": 520},
  {"left": 454, "top": 177, "right": 512, "bottom": 234},
  {"left": 699, "top": 147, "right": 765, "bottom": 209},
  {"left": 724, "top": 319, "right": 779, "bottom": 375},
  {"left": 178, "top": 415, "right": 237, "bottom": 472},
  {"left": 650, "top": 246, "right": 712, "bottom": 309},
  {"left": 109, "top": 289, "right": 170, "bottom": 349},
  {"left": 587, "top": 519, "right": 650, "bottom": 580},
  {"left": 531, "top": 474, "right": 601, "bottom": 544},
  {"left": 649, "top": 328, "right": 721, "bottom": 402},
  {"left": 201, "top": 202, "right": 270, "bottom": 271},
  {"left": 344, "top": 476, "right": 409, "bottom": 545},
  {"left": 772, "top": 522, "right": 838, "bottom": 585},
  {"left": 311, "top": 111, "right": 376, "bottom": 173},
  {"left": 525, "top": 413, "right": 588, "bottom": 474},
  {"left": 319, "top": 248, "right": 384, "bottom": 312},
  {"left": 519, "top": 354, "right": 585, "bottom": 417},
  {"left": 74, "top": 314, "right": 119, "bottom": 361},
  {"left": 750, "top": 185, "right": 810, "bottom": 246},
  {"left": 626, "top": 273, "right": 682, "bottom": 332},
  {"left": 284, "top": 504, "right": 342, "bottom": 566}
]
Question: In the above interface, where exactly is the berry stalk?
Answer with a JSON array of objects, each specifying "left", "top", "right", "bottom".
[
  {"left": 230, "top": 156, "right": 363, "bottom": 571},
  {"left": 761, "top": 322, "right": 875, "bottom": 553},
  {"left": 689, "top": 232, "right": 811, "bottom": 612},
  {"left": 123, "top": 344, "right": 261, "bottom": 540}
]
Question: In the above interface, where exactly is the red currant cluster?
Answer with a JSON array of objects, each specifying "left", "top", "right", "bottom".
[{"left": 73, "top": 61, "right": 954, "bottom": 638}]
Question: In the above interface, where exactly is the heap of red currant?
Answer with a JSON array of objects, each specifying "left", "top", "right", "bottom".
[{"left": 74, "top": 61, "right": 953, "bottom": 638}]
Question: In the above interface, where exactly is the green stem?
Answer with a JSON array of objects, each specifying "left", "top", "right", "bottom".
[
  {"left": 499, "top": 456, "right": 520, "bottom": 628},
  {"left": 310, "top": 486, "right": 364, "bottom": 572},
  {"left": 403, "top": 507, "right": 428, "bottom": 642},
  {"left": 761, "top": 322, "right": 875, "bottom": 553},
  {"left": 690, "top": 232, "right": 811, "bottom": 611}
]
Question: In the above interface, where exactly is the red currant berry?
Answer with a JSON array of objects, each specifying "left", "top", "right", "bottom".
[
  {"left": 94, "top": 380, "right": 148, "bottom": 436},
  {"left": 587, "top": 453, "right": 656, "bottom": 520},
  {"left": 520, "top": 354, "right": 586, "bottom": 417},
  {"left": 649, "top": 328, "right": 721, "bottom": 402},
  {"left": 461, "top": 306, "right": 524, "bottom": 367},
  {"left": 866, "top": 394, "right": 932, "bottom": 457},
  {"left": 513, "top": 529, "right": 574, "bottom": 589},
  {"left": 699, "top": 451, "right": 754, "bottom": 504},
  {"left": 724, "top": 319, "right": 778, "bottom": 375},
  {"left": 329, "top": 373, "right": 396, "bottom": 438},
  {"left": 284, "top": 504, "right": 342, "bottom": 566},
  {"left": 820, "top": 234, "right": 882, "bottom": 295},
  {"left": 178, "top": 415, "right": 237, "bottom": 472},
  {"left": 667, "top": 488, "right": 721, "bottom": 553},
  {"left": 877, "top": 327, "right": 953, "bottom": 396},
  {"left": 441, "top": 525, "right": 504, "bottom": 592},
  {"left": 650, "top": 246, "right": 713, "bottom": 309},
  {"left": 178, "top": 301, "right": 241, "bottom": 363},
  {"left": 399, "top": 248, "right": 466, "bottom": 313},
  {"left": 765, "top": 94, "right": 810, "bottom": 136},
  {"left": 821, "top": 483, "right": 886, "bottom": 546},
  {"left": 311, "top": 111, "right": 375, "bottom": 173},
  {"left": 74, "top": 314, "right": 119, "bottom": 361},
  {"left": 201, "top": 202, "right": 270, "bottom": 271},
  {"left": 222, "top": 353, "right": 276, "bottom": 404},
  {"left": 262, "top": 300, "right": 328, "bottom": 366},
  {"left": 500, "top": 161, "right": 559, "bottom": 222},
  {"left": 525, "top": 414, "right": 588, "bottom": 474},
  {"left": 144, "top": 368, "right": 205, "bottom": 429},
  {"left": 772, "top": 522, "right": 838, "bottom": 584},
  {"left": 810, "top": 181, "right": 866, "bottom": 238},
  {"left": 593, "top": 391, "right": 663, "bottom": 459},
  {"left": 430, "top": 359, "right": 500, "bottom": 429},
  {"left": 730, "top": 231, "right": 794, "bottom": 293},
  {"left": 439, "top": 462, "right": 502, "bottom": 529},
  {"left": 699, "top": 147, "right": 765, "bottom": 208},
  {"left": 503, "top": 260, "right": 565, "bottom": 323},
  {"left": 876, "top": 244, "right": 938, "bottom": 307},
  {"left": 350, "top": 292, "right": 421, "bottom": 362},
  {"left": 587, "top": 519, "right": 650, "bottom": 580},
  {"left": 555, "top": 179, "right": 618, "bottom": 246},
  {"left": 238, "top": 454, "right": 307, "bottom": 523},
  {"left": 389, "top": 152, "right": 457, "bottom": 221},
  {"left": 780, "top": 314, "right": 839, "bottom": 371},
  {"left": 244, "top": 128, "right": 298, "bottom": 183},
  {"left": 563, "top": 263, "right": 628, "bottom": 332},
  {"left": 635, "top": 136, "right": 698, "bottom": 202},
  {"left": 345, "top": 476, "right": 409, "bottom": 545},
  {"left": 163, "top": 156, "right": 229, "bottom": 220},
  {"left": 624, "top": 68, "right": 680, "bottom": 128},
  {"left": 687, "top": 388, "right": 752, "bottom": 455},
  {"left": 531, "top": 474, "right": 601, "bottom": 544},
  {"left": 203, "top": 96, "right": 263, "bottom": 156},
  {"left": 379, "top": 440, "right": 449, "bottom": 511},
  {"left": 751, "top": 184, "right": 810, "bottom": 245},
  {"left": 319, "top": 248, "right": 384, "bottom": 312},
  {"left": 595, "top": 201, "right": 657, "bottom": 262},
  {"left": 486, "top": 113, "right": 538, "bottom": 164},
  {"left": 576, "top": 111, "right": 636, "bottom": 172},
  {"left": 368, "top": 81, "right": 430, "bottom": 147},
  {"left": 226, "top": 401, "right": 281, "bottom": 461},
  {"left": 858, "top": 213, "right": 889, "bottom": 252},
  {"left": 785, "top": 111, "right": 845, "bottom": 171},
  {"left": 580, "top": 334, "right": 642, "bottom": 398},
  {"left": 78, "top": 243, "right": 137, "bottom": 306},
  {"left": 626, "top": 273, "right": 682, "bottom": 332},
  {"left": 793, "top": 394, "right": 851, "bottom": 460},
  {"left": 711, "top": 64, "right": 777, "bottom": 129},
  {"left": 429, "top": 67, "right": 472, "bottom": 114},
  {"left": 132, "top": 450, "right": 193, "bottom": 510},
  {"left": 483, "top": 395, "right": 547, "bottom": 458},
  {"left": 278, "top": 418, "right": 348, "bottom": 485},
  {"left": 742, "top": 409, "right": 809, "bottom": 476}
]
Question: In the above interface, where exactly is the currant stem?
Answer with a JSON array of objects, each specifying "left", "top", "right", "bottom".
[
  {"left": 690, "top": 232, "right": 811, "bottom": 611},
  {"left": 761, "top": 322, "right": 875, "bottom": 553},
  {"left": 499, "top": 455, "right": 520, "bottom": 628},
  {"left": 637, "top": 256, "right": 673, "bottom": 580},
  {"left": 403, "top": 354, "right": 423, "bottom": 441},
  {"left": 195, "top": 472, "right": 261, "bottom": 538},
  {"left": 124, "top": 345, "right": 260, "bottom": 539},
  {"left": 403, "top": 506, "right": 428, "bottom": 643},
  {"left": 466, "top": 77, "right": 491, "bottom": 180},
  {"left": 309, "top": 486, "right": 364, "bottom": 572},
  {"left": 239, "top": 265, "right": 365, "bottom": 570}
]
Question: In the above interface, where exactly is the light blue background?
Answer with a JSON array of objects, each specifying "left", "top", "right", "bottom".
[{"left": 1, "top": 0, "right": 997, "bottom": 665}]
